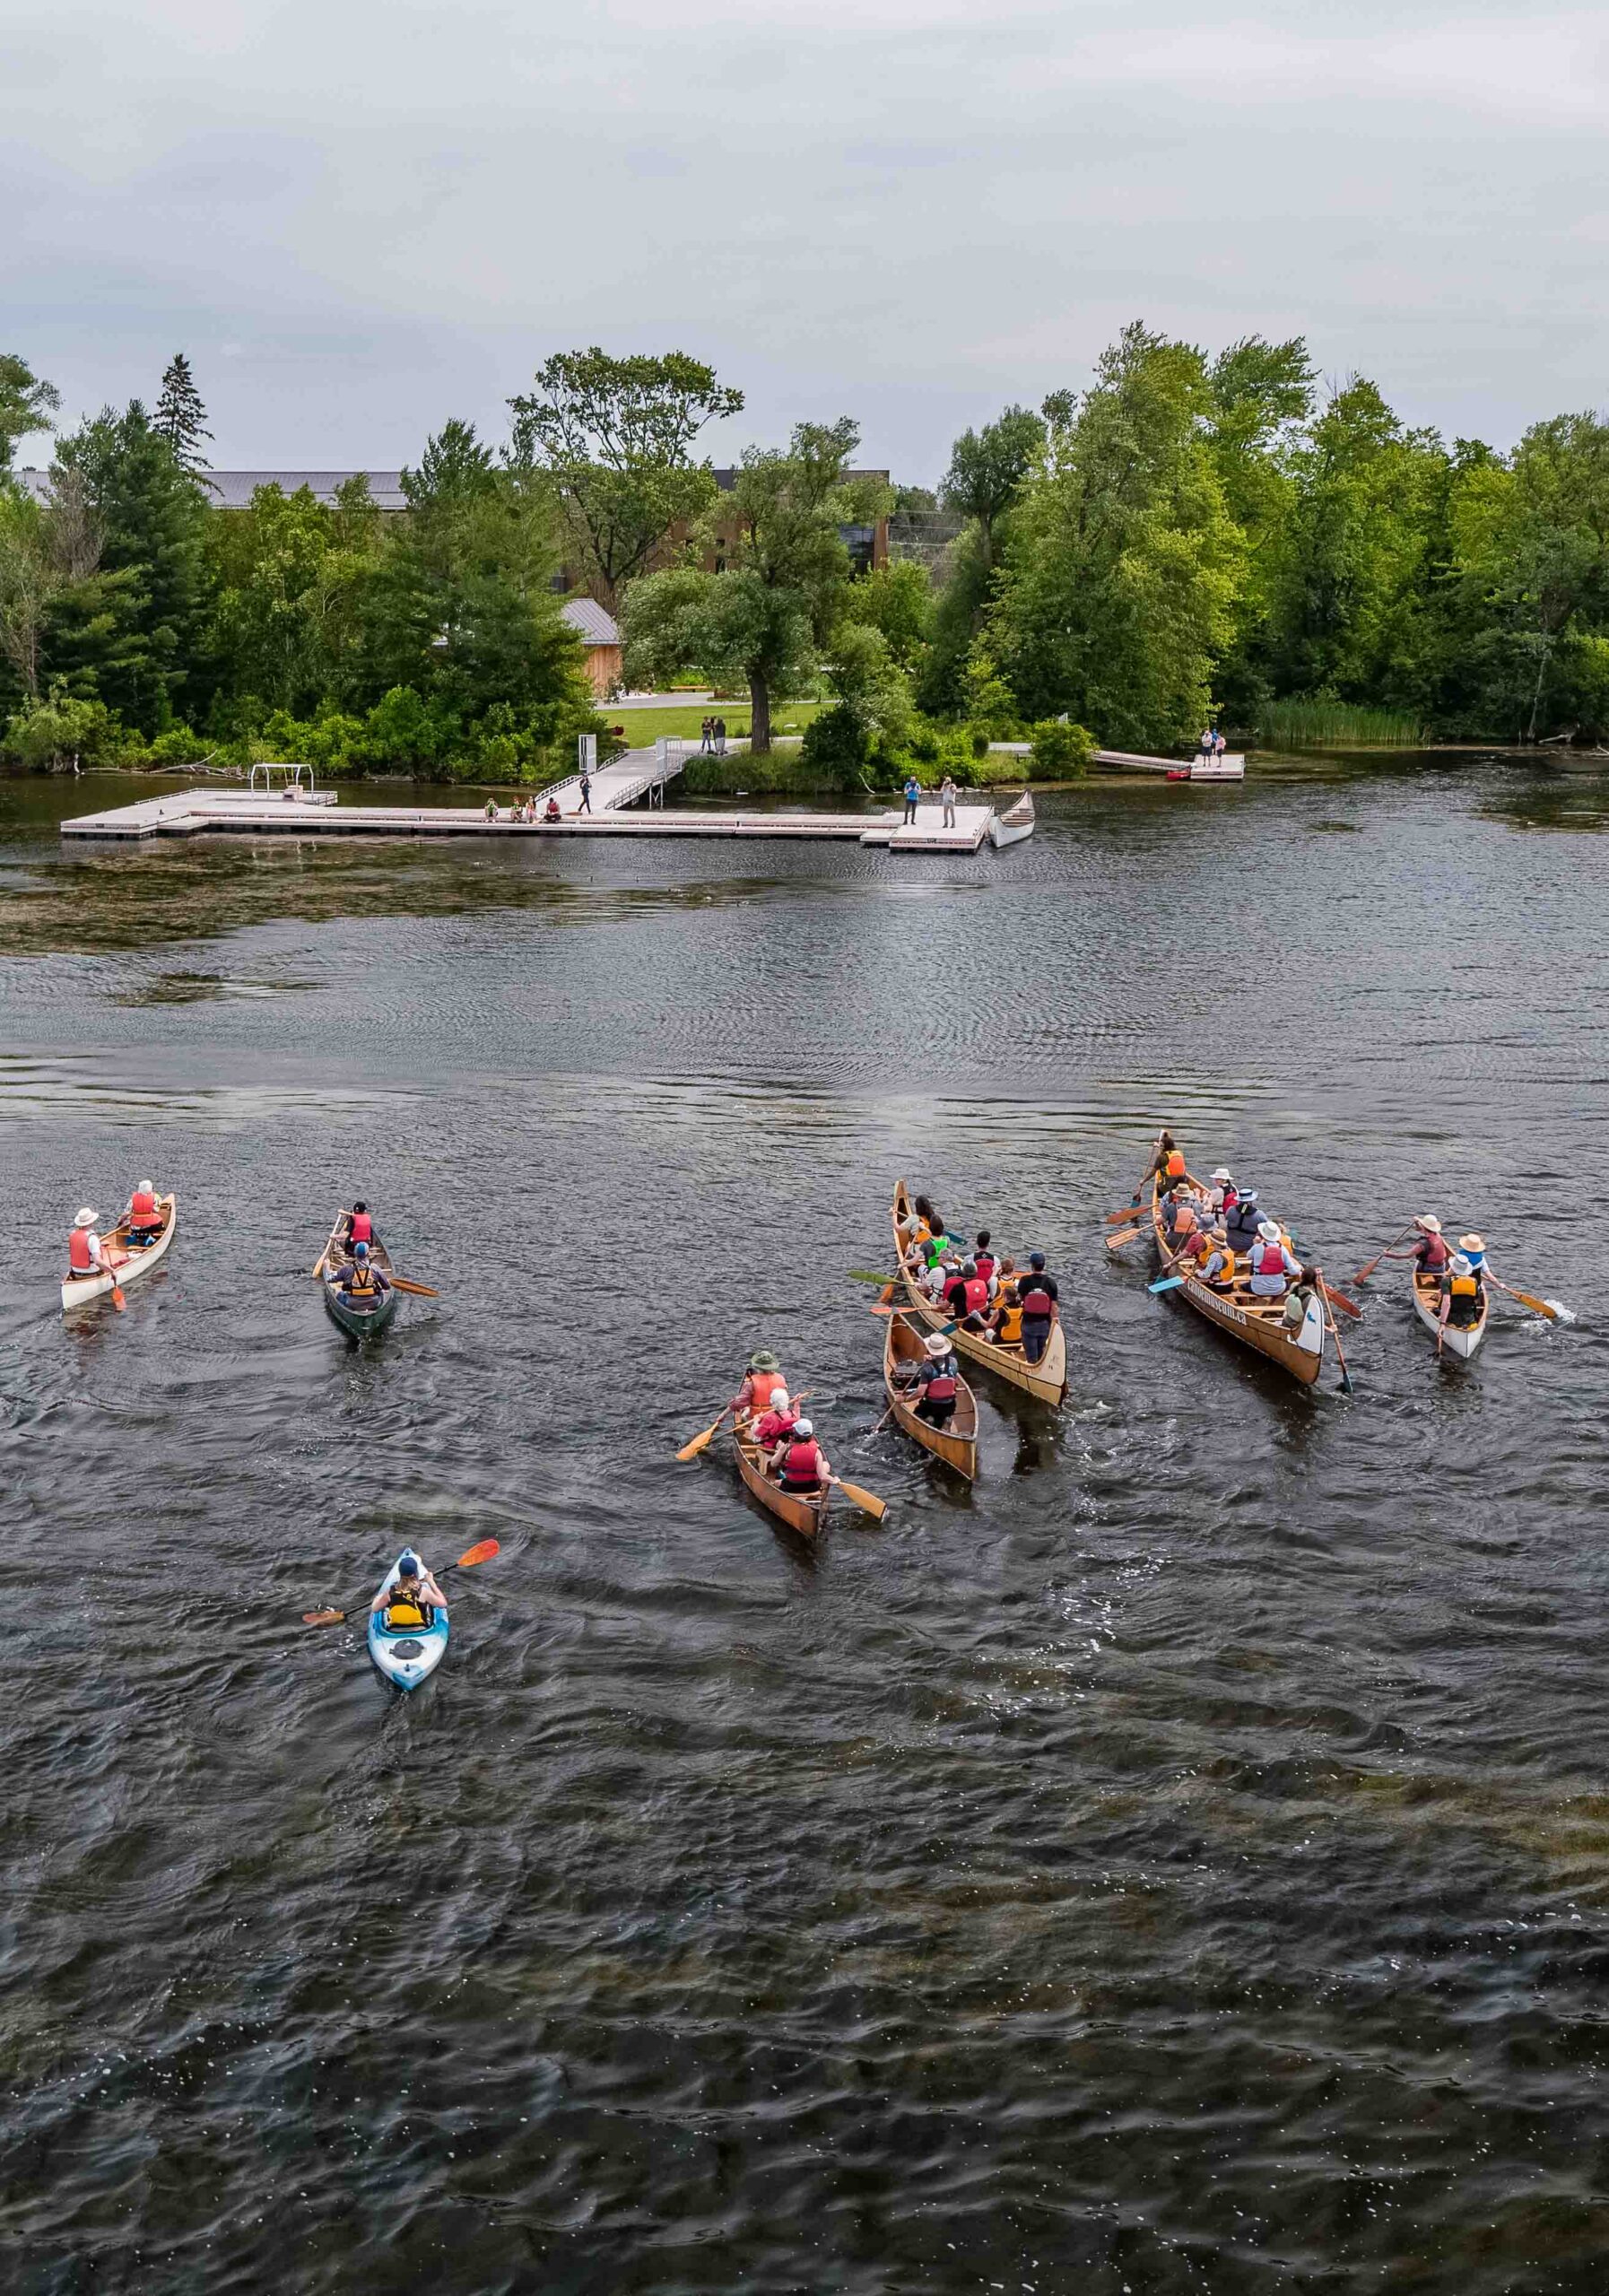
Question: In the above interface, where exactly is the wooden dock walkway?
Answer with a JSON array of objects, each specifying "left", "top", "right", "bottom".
[{"left": 60, "top": 746, "right": 1011, "bottom": 854}]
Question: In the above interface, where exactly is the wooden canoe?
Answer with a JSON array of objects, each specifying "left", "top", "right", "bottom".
[
  {"left": 891, "top": 1180, "right": 1067, "bottom": 1407},
  {"left": 61, "top": 1193, "right": 177, "bottom": 1311},
  {"left": 1148, "top": 1170, "right": 1326, "bottom": 1386},
  {"left": 322, "top": 1235, "right": 401, "bottom": 1339},
  {"left": 733, "top": 1420, "right": 830, "bottom": 1540},
  {"left": 883, "top": 1309, "right": 978, "bottom": 1479},
  {"left": 1413, "top": 1268, "right": 1490, "bottom": 1360},
  {"left": 988, "top": 793, "right": 1035, "bottom": 848}
]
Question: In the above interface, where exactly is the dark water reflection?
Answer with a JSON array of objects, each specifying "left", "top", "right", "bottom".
[{"left": 4, "top": 754, "right": 1609, "bottom": 2293}]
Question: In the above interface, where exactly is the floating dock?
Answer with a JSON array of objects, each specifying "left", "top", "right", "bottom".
[{"left": 60, "top": 746, "right": 1017, "bottom": 856}]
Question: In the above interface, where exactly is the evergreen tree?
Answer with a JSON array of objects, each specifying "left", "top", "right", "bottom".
[
  {"left": 0, "top": 352, "right": 61, "bottom": 473},
  {"left": 153, "top": 353, "right": 213, "bottom": 473}
]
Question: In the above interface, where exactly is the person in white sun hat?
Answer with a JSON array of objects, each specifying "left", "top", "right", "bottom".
[{"left": 65, "top": 1207, "right": 109, "bottom": 1282}]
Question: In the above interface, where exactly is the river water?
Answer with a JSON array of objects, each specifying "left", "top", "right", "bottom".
[{"left": 4, "top": 755, "right": 1608, "bottom": 2294}]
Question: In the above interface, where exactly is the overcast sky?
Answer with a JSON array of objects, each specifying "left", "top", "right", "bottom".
[{"left": 5, "top": 0, "right": 1606, "bottom": 480}]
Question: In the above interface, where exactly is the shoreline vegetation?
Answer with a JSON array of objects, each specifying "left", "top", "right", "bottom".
[{"left": 6, "top": 332, "right": 1609, "bottom": 796}]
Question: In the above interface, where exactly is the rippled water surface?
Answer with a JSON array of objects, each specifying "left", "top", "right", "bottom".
[{"left": 5, "top": 756, "right": 1609, "bottom": 2294}]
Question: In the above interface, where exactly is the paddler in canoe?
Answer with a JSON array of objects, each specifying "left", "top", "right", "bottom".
[
  {"left": 732, "top": 1349, "right": 788, "bottom": 1425},
  {"left": 337, "top": 1239, "right": 390, "bottom": 1306},
  {"left": 123, "top": 1179, "right": 164, "bottom": 1248},
  {"left": 335, "top": 1201, "right": 379, "bottom": 1255},
  {"left": 65, "top": 1206, "right": 116, "bottom": 1284},
  {"left": 371, "top": 1551, "right": 445, "bottom": 1631},
  {"left": 767, "top": 1415, "right": 832, "bottom": 1499},
  {"left": 1378, "top": 1213, "right": 1450, "bottom": 1282}
]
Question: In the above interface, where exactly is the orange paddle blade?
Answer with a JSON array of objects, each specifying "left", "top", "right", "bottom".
[
  {"left": 456, "top": 1538, "right": 500, "bottom": 1569},
  {"left": 110, "top": 1285, "right": 126, "bottom": 1311},
  {"left": 303, "top": 1608, "right": 345, "bottom": 1626}
]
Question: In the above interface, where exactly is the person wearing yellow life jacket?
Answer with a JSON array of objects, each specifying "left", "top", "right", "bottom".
[
  {"left": 1198, "top": 1231, "right": 1238, "bottom": 1291},
  {"left": 1440, "top": 1252, "right": 1486, "bottom": 1330},
  {"left": 372, "top": 1552, "right": 445, "bottom": 1631},
  {"left": 1147, "top": 1132, "right": 1184, "bottom": 1187},
  {"left": 733, "top": 1350, "right": 787, "bottom": 1424},
  {"left": 339, "top": 1240, "right": 389, "bottom": 1301},
  {"left": 124, "top": 1180, "right": 162, "bottom": 1248},
  {"left": 988, "top": 1284, "right": 1025, "bottom": 1347},
  {"left": 66, "top": 1207, "right": 110, "bottom": 1282}
]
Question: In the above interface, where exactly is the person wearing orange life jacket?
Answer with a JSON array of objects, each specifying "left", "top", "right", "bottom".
[
  {"left": 66, "top": 1207, "right": 110, "bottom": 1282},
  {"left": 733, "top": 1350, "right": 787, "bottom": 1424},
  {"left": 987, "top": 1282, "right": 1024, "bottom": 1347},
  {"left": 1017, "top": 1253, "right": 1060, "bottom": 1363},
  {"left": 912, "top": 1331, "right": 961, "bottom": 1428},
  {"left": 1248, "top": 1221, "right": 1301, "bottom": 1300},
  {"left": 1146, "top": 1132, "right": 1183, "bottom": 1187},
  {"left": 124, "top": 1179, "right": 162, "bottom": 1248},
  {"left": 1439, "top": 1252, "right": 1486, "bottom": 1330},
  {"left": 772, "top": 1417, "right": 831, "bottom": 1494},
  {"left": 751, "top": 1389, "right": 798, "bottom": 1451}
]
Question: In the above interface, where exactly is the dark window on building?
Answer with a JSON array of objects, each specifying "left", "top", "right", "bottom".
[{"left": 840, "top": 524, "right": 875, "bottom": 579}]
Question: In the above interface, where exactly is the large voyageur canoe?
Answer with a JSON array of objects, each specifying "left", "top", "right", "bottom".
[
  {"left": 1148, "top": 1171, "right": 1325, "bottom": 1386},
  {"left": 891, "top": 1180, "right": 1067, "bottom": 1408}
]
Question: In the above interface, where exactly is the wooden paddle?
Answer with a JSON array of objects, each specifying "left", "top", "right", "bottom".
[
  {"left": 1316, "top": 1270, "right": 1353, "bottom": 1394},
  {"left": 1488, "top": 1273, "right": 1562, "bottom": 1322},
  {"left": 303, "top": 1537, "right": 501, "bottom": 1626},
  {"left": 1353, "top": 1223, "right": 1414, "bottom": 1284},
  {"left": 387, "top": 1274, "right": 439, "bottom": 1298},
  {"left": 1319, "top": 1277, "right": 1363, "bottom": 1322},
  {"left": 312, "top": 1213, "right": 346, "bottom": 1280},
  {"left": 830, "top": 1474, "right": 888, "bottom": 1522},
  {"left": 1105, "top": 1225, "right": 1142, "bottom": 1250},
  {"left": 849, "top": 1269, "right": 901, "bottom": 1285},
  {"left": 677, "top": 1403, "right": 731, "bottom": 1462}
]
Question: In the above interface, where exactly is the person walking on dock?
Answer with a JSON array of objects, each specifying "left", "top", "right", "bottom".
[
  {"left": 939, "top": 775, "right": 958, "bottom": 829},
  {"left": 578, "top": 768, "right": 593, "bottom": 814},
  {"left": 902, "top": 773, "right": 921, "bottom": 826}
]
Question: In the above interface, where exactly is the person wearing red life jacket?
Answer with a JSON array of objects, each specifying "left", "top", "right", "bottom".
[
  {"left": 943, "top": 1261, "right": 990, "bottom": 1327},
  {"left": 971, "top": 1231, "right": 997, "bottom": 1290},
  {"left": 1383, "top": 1213, "right": 1449, "bottom": 1279},
  {"left": 913, "top": 1332, "right": 961, "bottom": 1428},
  {"left": 772, "top": 1417, "right": 831, "bottom": 1494},
  {"left": 1248, "top": 1221, "right": 1301, "bottom": 1299},
  {"left": 342, "top": 1202, "right": 376, "bottom": 1252},
  {"left": 751, "top": 1390, "right": 798, "bottom": 1452},
  {"left": 1017, "top": 1253, "right": 1060, "bottom": 1363},
  {"left": 1207, "top": 1167, "right": 1239, "bottom": 1218},
  {"left": 66, "top": 1207, "right": 109, "bottom": 1282},
  {"left": 124, "top": 1179, "right": 162, "bottom": 1248}
]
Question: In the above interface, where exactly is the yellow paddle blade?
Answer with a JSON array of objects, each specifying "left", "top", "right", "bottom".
[
  {"left": 676, "top": 1413, "right": 726, "bottom": 1463},
  {"left": 1105, "top": 1226, "right": 1141, "bottom": 1250},
  {"left": 835, "top": 1478, "right": 888, "bottom": 1521}
]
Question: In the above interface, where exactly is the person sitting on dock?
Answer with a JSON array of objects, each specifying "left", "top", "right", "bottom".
[
  {"left": 752, "top": 1388, "right": 798, "bottom": 1452},
  {"left": 1248, "top": 1222, "right": 1300, "bottom": 1300},
  {"left": 772, "top": 1417, "right": 829, "bottom": 1494},
  {"left": 484, "top": 797, "right": 499, "bottom": 822},
  {"left": 1017, "top": 1254, "right": 1060, "bottom": 1362},
  {"left": 373, "top": 1552, "right": 445, "bottom": 1631},
  {"left": 124, "top": 1179, "right": 163, "bottom": 1248},
  {"left": 543, "top": 796, "right": 561, "bottom": 823},
  {"left": 913, "top": 1333, "right": 961, "bottom": 1427},
  {"left": 733, "top": 1350, "right": 787, "bottom": 1425},
  {"left": 1440, "top": 1252, "right": 1486, "bottom": 1329},
  {"left": 66, "top": 1207, "right": 112, "bottom": 1282}
]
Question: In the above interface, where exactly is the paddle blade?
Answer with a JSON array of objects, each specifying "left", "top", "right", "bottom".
[
  {"left": 388, "top": 1276, "right": 439, "bottom": 1298},
  {"left": 303, "top": 1607, "right": 346, "bottom": 1626},
  {"left": 1106, "top": 1204, "right": 1143, "bottom": 1224},
  {"left": 1148, "top": 1274, "right": 1187, "bottom": 1294},
  {"left": 676, "top": 1413, "right": 726, "bottom": 1463},
  {"left": 456, "top": 1538, "right": 500, "bottom": 1569},
  {"left": 835, "top": 1478, "right": 888, "bottom": 1521},
  {"left": 1321, "top": 1282, "right": 1364, "bottom": 1321},
  {"left": 849, "top": 1270, "right": 900, "bottom": 1285},
  {"left": 1106, "top": 1227, "right": 1141, "bottom": 1250},
  {"left": 110, "top": 1284, "right": 126, "bottom": 1312},
  {"left": 1508, "top": 1286, "right": 1559, "bottom": 1320}
]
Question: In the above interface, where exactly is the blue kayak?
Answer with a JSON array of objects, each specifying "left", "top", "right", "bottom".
[{"left": 367, "top": 1552, "right": 449, "bottom": 1691}]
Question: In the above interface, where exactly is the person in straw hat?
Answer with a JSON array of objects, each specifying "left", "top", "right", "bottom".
[
  {"left": 65, "top": 1206, "right": 110, "bottom": 1283},
  {"left": 1382, "top": 1213, "right": 1450, "bottom": 1279},
  {"left": 912, "top": 1330, "right": 961, "bottom": 1428}
]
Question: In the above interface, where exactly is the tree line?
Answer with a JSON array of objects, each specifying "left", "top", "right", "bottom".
[{"left": 4, "top": 329, "right": 1608, "bottom": 786}]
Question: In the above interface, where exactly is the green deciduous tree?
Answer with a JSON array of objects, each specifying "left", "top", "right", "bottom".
[
  {"left": 987, "top": 324, "right": 1245, "bottom": 749},
  {"left": 0, "top": 353, "right": 60, "bottom": 473},
  {"left": 622, "top": 418, "right": 886, "bottom": 751},
  {"left": 507, "top": 348, "right": 743, "bottom": 607},
  {"left": 940, "top": 404, "right": 1046, "bottom": 570},
  {"left": 206, "top": 477, "right": 378, "bottom": 714},
  {"left": 838, "top": 557, "right": 933, "bottom": 674}
]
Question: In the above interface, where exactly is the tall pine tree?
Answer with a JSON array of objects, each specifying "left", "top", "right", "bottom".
[{"left": 153, "top": 353, "right": 212, "bottom": 473}]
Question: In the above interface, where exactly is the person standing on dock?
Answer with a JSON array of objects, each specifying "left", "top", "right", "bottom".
[
  {"left": 700, "top": 717, "right": 713, "bottom": 754},
  {"left": 939, "top": 776, "right": 959, "bottom": 829},
  {"left": 715, "top": 718, "right": 727, "bottom": 757},
  {"left": 578, "top": 767, "right": 593, "bottom": 814},
  {"left": 902, "top": 773, "right": 921, "bottom": 826}
]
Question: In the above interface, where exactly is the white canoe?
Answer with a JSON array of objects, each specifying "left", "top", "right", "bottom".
[
  {"left": 989, "top": 793, "right": 1036, "bottom": 848},
  {"left": 367, "top": 1552, "right": 449, "bottom": 1691},
  {"left": 1413, "top": 1269, "right": 1490, "bottom": 1360},
  {"left": 61, "top": 1193, "right": 178, "bottom": 1311}
]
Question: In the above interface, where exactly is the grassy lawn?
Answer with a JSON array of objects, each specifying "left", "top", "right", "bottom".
[{"left": 597, "top": 702, "right": 822, "bottom": 749}]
